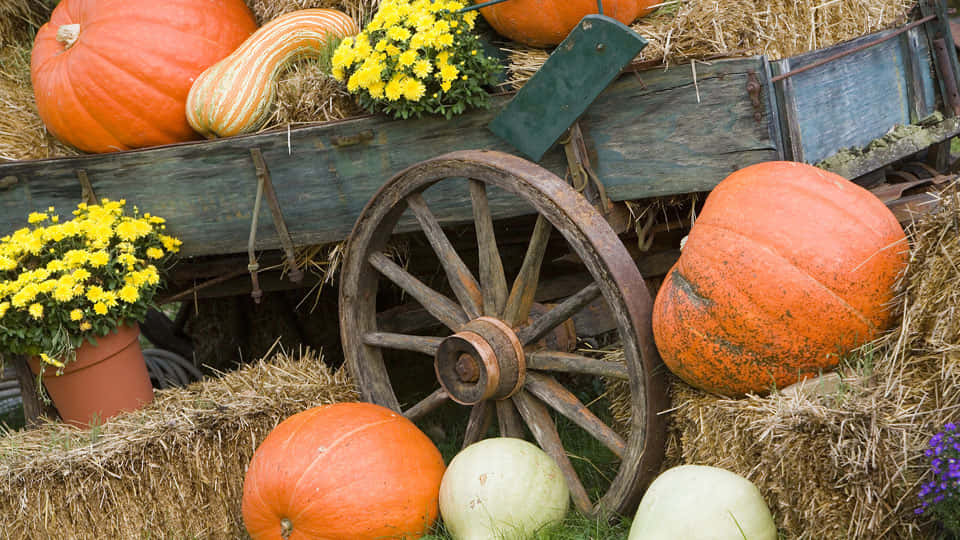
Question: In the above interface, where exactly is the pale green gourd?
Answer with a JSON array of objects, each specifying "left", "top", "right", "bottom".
[
  {"left": 629, "top": 465, "right": 778, "bottom": 540},
  {"left": 439, "top": 438, "right": 569, "bottom": 540}
]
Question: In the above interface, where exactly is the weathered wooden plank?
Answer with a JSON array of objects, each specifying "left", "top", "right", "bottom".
[
  {"left": 819, "top": 115, "right": 960, "bottom": 180},
  {"left": 772, "top": 25, "right": 937, "bottom": 165},
  {"left": 0, "top": 58, "right": 775, "bottom": 258}
]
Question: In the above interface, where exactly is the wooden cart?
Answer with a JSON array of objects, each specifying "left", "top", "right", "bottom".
[{"left": 2, "top": 0, "right": 959, "bottom": 516}]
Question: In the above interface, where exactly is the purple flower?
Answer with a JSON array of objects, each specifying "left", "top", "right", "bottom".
[{"left": 946, "top": 423, "right": 956, "bottom": 432}]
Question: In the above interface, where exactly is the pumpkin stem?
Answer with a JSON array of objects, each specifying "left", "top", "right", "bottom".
[
  {"left": 280, "top": 517, "right": 294, "bottom": 539},
  {"left": 55, "top": 24, "right": 81, "bottom": 49}
]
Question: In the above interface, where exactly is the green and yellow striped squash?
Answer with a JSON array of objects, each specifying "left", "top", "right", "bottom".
[{"left": 186, "top": 9, "right": 358, "bottom": 138}]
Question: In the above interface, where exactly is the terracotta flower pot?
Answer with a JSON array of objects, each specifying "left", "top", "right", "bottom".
[{"left": 29, "top": 323, "right": 154, "bottom": 428}]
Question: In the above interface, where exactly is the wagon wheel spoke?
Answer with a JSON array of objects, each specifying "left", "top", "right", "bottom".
[
  {"left": 512, "top": 390, "right": 593, "bottom": 514},
  {"left": 524, "top": 372, "right": 626, "bottom": 459},
  {"left": 341, "top": 151, "right": 669, "bottom": 516},
  {"left": 403, "top": 387, "right": 449, "bottom": 422},
  {"left": 517, "top": 282, "right": 602, "bottom": 346},
  {"left": 503, "top": 215, "right": 553, "bottom": 326},
  {"left": 495, "top": 398, "right": 526, "bottom": 438},
  {"left": 362, "top": 332, "right": 442, "bottom": 356},
  {"left": 470, "top": 179, "right": 509, "bottom": 317},
  {"left": 368, "top": 251, "right": 468, "bottom": 330},
  {"left": 407, "top": 192, "right": 483, "bottom": 319},
  {"left": 526, "top": 350, "right": 629, "bottom": 379},
  {"left": 462, "top": 401, "right": 493, "bottom": 449}
]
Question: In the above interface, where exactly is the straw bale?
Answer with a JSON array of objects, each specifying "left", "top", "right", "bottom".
[
  {"left": 613, "top": 185, "right": 960, "bottom": 539},
  {"left": 245, "top": 0, "right": 378, "bottom": 26},
  {"left": 506, "top": 0, "right": 914, "bottom": 88},
  {"left": 0, "top": 0, "right": 51, "bottom": 47},
  {"left": 0, "top": 347, "right": 357, "bottom": 539},
  {"left": 0, "top": 43, "right": 77, "bottom": 162}
]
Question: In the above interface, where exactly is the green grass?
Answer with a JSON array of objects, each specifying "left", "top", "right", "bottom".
[{"left": 422, "top": 510, "right": 633, "bottom": 540}]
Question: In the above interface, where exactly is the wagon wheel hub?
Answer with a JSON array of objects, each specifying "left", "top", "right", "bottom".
[{"left": 435, "top": 317, "right": 526, "bottom": 405}]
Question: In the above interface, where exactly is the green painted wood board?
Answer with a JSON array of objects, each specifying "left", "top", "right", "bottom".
[
  {"left": 771, "top": 25, "right": 938, "bottom": 165},
  {"left": 488, "top": 14, "right": 648, "bottom": 161},
  {"left": 0, "top": 57, "right": 776, "bottom": 257}
]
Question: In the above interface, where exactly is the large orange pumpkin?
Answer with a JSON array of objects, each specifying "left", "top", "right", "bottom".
[
  {"left": 31, "top": 0, "right": 257, "bottom": 154},
  {"left": 241, "top": 402, "right": 446, "bottom": 540},
  {"left": 652, "top": 161, "right": 908, "bottom": 396},
  {"left": 477, "top": 0, "right": 659, "bottom": 47}
]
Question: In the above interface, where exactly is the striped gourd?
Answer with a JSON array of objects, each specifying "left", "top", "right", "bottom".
[{"left": 186, "top": 9, "right": 358, "bottom": 138}]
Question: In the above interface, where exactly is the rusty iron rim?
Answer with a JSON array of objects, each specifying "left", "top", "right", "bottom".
[{"left": 339, "top": 149, "right": 669, "bottom": 516}]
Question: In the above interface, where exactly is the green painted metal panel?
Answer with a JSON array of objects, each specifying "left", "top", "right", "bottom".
[{"left": 488, "top": 14, "right": 647, "bottom": 161}]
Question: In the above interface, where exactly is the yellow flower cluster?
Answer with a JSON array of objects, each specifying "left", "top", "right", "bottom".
[
  {"left": 0, "top": 199, "right": 182, "bottom": 365},
  {"left": 332, "top": 0, "right": 478, "bottom": 101}
]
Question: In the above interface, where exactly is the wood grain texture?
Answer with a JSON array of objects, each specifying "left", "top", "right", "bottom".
[
  {"left": 0, "top": 58, "right": 774, "bottom": 257},
  {"left": 772, "top": 26, "right": 937, "bottom": 164}
]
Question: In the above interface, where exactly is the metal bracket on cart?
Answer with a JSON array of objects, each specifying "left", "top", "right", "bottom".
[{"left": 246, "top": 147, "right": 303, "bottom": 303}]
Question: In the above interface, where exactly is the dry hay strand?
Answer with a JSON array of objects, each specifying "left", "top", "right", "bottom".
[
  {"left": 0, "top": 0, "right": 52, "bottom": 48},
  {"left": 612, "top": 185, "right": 960, "bottom": 539},
  {"left": 0, "top": 42, "right": 78, "bottom": 162},
  {"left": 244, "top": 0, "right": 379, "bottom": 26},
  {"left": 624, "top": 193, "right": 700, "bottom": 252},
  {"left": 262, "top": 58, "right": 362, "bottom": 131},
  {"left": 0, "top": 347, "right": 356, "bottom": 540},
  {"left": 505, "top": 0, "right": 913, "bottom": 88}
]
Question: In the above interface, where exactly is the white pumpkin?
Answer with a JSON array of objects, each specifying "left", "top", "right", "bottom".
[
  {"left": 439, "top": 437, "right": 569, "bottom": 540},
  {"left": 629, "top": 465, "right": 777, "bottom": 540}
]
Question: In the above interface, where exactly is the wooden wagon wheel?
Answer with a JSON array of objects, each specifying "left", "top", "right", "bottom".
[{"left": 339, "top": 149, "right": 669, "bottom": 516}]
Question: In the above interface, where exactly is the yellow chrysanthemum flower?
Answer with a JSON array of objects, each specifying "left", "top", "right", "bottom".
[
  {"left": 439, "top": 62, "right": 459, "bottom": 82},
  {"left": 398, "top": 50, "right": 418, "bottom": 68},
  {"left": 386, "top": 26, "right": 411, "bottom": 42},
  {"left": 413, "top": 59, "right": 432, "bottom": 78},
  {"left": 28, "top": 303, "right": 43, "bottom": 319},
  {"left": 401, "top": 77, "right": 426, "bottom": 101},
  {"left": 93, "top": 302, "right": 108, "bottom": 315},
  {"left": 70, "top": 308, "right": 84, "bottom": 321},
  {"left": 88, "top": 250, "right": 110, "bottom": 268},
  {"left": 28, "top": 212, "right": 48, "bottom": 224},
  {"left": 385, "top": 77, "right": 404, "bottom": 101},
  {"left": 38, "top": 280, "right": 57, "bottom": 293},
  {"left": 118, "top": 285, "right": 139, "bottom": 303},
  {"left": 146, "top": 247, "right": 164, "bottom": 259},
  {"left": 53, "top": 285, "right": 74, "bottom": 302},
  {"left": 0, "top": 301, "right": 8, "bottom": 319},
  {"left": 86, "top": 285, "right": 105, "bottom": 303},
  {"left": 39, "top": 353, "right": 64, "bottom": 368},
  {"left": 159, "top": 235, "right": 181, "bottom": 253},
  {"left": 80, "top": 321, "right": 92, "bottom": 331}
]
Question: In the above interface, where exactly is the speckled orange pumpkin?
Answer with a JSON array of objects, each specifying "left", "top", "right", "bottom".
[
  {"left": 652, "top": 161, "right": 908, "bottom": 396},
  {"left": 241, "top": 402, "right": 446, "bottom": 540},
  {"left": 477, "top": 0, "right": 659, "bottom": 47}
]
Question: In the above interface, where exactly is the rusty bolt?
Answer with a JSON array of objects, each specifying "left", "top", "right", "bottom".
[{"left": 455, "top": 354, "right": 480, "bottom": 383}]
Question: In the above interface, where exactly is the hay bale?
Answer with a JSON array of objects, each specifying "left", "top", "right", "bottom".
[
  {"left": 506, "top": 0, "right": 914, "bottom": 87},
  {"left": 652, "top": 185, "right": 960, "bottom": 539},
  {"left": 245, "top": 0, "right": 378, "bottom": 26},
  {"left": 0, "top": 42, "right": 78, "bottom": 162},
  {"left": 0, "top": 348, "right": 357, "bottom": 539},
  {"left": 0, "top": 0, "right": 52, "bottom": 47}
]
